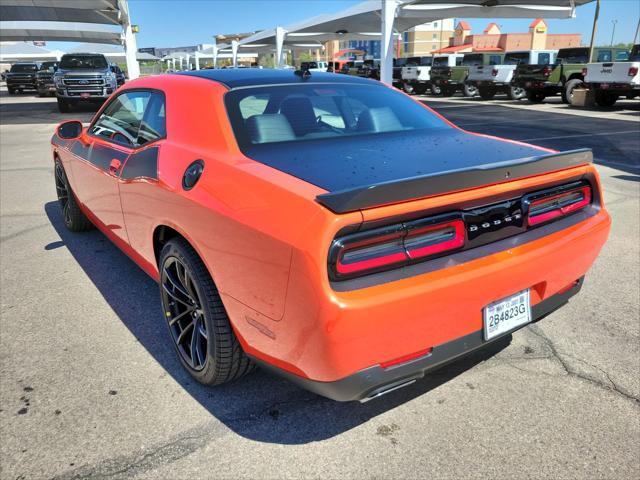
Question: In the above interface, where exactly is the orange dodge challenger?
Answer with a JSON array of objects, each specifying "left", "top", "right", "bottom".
[{"left": 51, "top": 69, "right": 610, "bottom": 402}]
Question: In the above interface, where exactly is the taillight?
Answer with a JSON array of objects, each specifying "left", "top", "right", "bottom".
[
  {"left": 629, "top": 66, "right": 638, "bottom": 77},
  {"left": 542, "top": 66, "right": 552, "bottom": 77},
  {"left": 582, "top": 67, "right": 588, "bottom": 76},
  {"left": 526, "top": 185, "right": 591, "bottom": 227},
  {"left": 330, "top": 217, "right": 465, "bottom": 279},
  {"left": 491, "top": 68, "right": 498, "bottom": 77}
]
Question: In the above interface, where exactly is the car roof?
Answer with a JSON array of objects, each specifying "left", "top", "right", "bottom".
[{"left": 180, "top": 68, "right": 375, "bottom": 89}]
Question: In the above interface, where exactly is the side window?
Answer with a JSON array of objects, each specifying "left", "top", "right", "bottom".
[
  {"left": 455, "top": 57, "right": 463, "bottom": 66},
  {"left": 137, "top": 93, "right": 166, "bottom": 146},
  {"left": 489, "top": 55, "right": 501, "bottom": 65},
  {"left": 596, "top": 50, "right": 612, "bottom": 62},
  {"left": 310, "top": 96, "right": 345, "bottom": 129},
  {"left": 90, "top": 91, "right": 151, "bottom": 147},
  {"left": 239, "top": 94, "right": 269, "bottom": 119},
  {"left": 538, "top": 53, "right": 551, "bottom": 65}
]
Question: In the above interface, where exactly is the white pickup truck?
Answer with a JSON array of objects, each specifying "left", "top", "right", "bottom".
[
  {"left": 401, "top": 54, "right": 463, "bottom": 95},
  {"left": 467, "top": 50, "right": 557, "bottom": 100},
  {"left": 584, "top": 44, "right": 639, "bottom": 107}
]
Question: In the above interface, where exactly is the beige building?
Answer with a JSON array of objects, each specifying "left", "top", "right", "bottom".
[
  {"left": 402, "top": 19, "right": 455, "bottom": 56},
  {"left": 435, "top": 19, "right": 581, "bottom": 54}
]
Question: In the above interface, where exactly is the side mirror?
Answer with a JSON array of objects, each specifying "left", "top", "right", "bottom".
[{"left": 57, "top": 120, "right": 83, "bottom": 139}]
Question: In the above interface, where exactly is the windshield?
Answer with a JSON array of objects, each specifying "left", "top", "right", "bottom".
[
  {"left": 557, "top": 48, "right": 588, "bottom": 64},
  {"left": 433, "top": 56, "right": 449, "bottom": 66},
  {"left": 40, "top": 62, "right": 57, "bottom": 71},
  {"left": 10, "top": 64, "right": 37, "bottom": 73},
  {"left": 225, "top": 83, "right": 449, "bottom": 149},
  {"left": 504, "top": 52, "right": 529, "bottom": 65},
  {"left": 59, "top": 55, "right": 108, "bottom": 70},
  {"left": 631, "top": 45, "right": 640, "bottom": 62},
  {"left": 462, "top": 54, "right": 483, "bottom": 66}
]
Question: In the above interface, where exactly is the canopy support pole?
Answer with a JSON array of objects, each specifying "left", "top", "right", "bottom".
[
  {"left": 212, "top": 44, "right": 219, "bottom": 68},
  {"left": 380, "top": 0, "right": 397, "bottom": 85},
  {"left": 119, "top": 0, "right": 140, "bottom": 80},
  {"left": 275, "top": 26, "right": 286, "bottom": 68},
  {"left": 194, "top": 51, "right": 200, "bottom": 70},
  {"left": 232, "top": 40, "right": 239, "bottom": 68}
]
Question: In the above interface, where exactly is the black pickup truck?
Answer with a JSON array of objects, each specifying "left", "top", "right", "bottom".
[
  {"left": 5, "top": 63, "right": 40, "bottom": 94},
  {"left": 36, "top": 61, "right": 58, "bottom": 97}
]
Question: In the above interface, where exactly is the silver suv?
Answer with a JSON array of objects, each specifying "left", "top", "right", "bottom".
[{"left": 54, "top": 53, "right": 118, "bottom": 112}]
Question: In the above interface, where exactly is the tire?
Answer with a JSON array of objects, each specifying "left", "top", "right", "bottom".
[
  {"left": 159, "top": 238, "right": 254, "bottom": 386},
  {"left": 54, "top": 160, "right": 93, "bottom": 232},
  {"left": 595, "top": 91, "right": 618, "bottom": 107},
  {"left": 430, "top": 84, "right": 442, "bottom": 96},
  {"left": 463, "top": 83, "right": 477, "bottom": 97},
  {"left": 508, "top": 85, "right": 526, "bottom": 100},
  {"left": 478, "top": 87, "right": 496, "bottom": 100},
  {"left": 413, "top": 84, "right": 427, "bottom": 95},
  {"left": 526, "top": 90, "right": 546, "bottom": 103},
  {"left": 57, "top": 97, "right": 70, "bottom": 113},
  {"left": 402, "top": 82, "right": 414, "bottom": 94},
  {"left": 562, "top": 78, "right": 583, "bottom": 104}
]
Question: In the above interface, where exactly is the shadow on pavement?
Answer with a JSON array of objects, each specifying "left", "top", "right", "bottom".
[
  {"left": 0, "top": 90, "right": 98, "bottom": 125},
  {"left": 44, "top": 200, "right": 510, "bottom": 445}
]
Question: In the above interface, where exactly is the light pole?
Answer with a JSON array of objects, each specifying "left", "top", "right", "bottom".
[{"left": 610, "top": 19, "right": 618, "bottom": 46}]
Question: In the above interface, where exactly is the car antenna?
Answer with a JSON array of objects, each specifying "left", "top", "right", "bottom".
[{"left": 294, "top": 69, "right": 311, "bottom": 80}]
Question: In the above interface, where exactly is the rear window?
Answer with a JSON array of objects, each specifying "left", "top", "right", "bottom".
[
  {"left": 462, "top": 54, "right": 483, "bottom": 66},
  {"left": 433, "top": 56, "right": 449, "bottom": 66},
  {"left": 557, "top": 48, "right": 588, "bottom": 64},
  {"left": 225, "top": 83, "right": 449, "bottom": 148},
  {"left": 10, "top": 64, "right": 37, "bottom": 73},
  {"left": 630, "top": 45, "right": 640, "bottom": 62},
  {"left": 504, "top": 52, "right": 529, "bottom": 65},
  {"left": 60, "top": 55, "right": 108, "bottom": 70}
]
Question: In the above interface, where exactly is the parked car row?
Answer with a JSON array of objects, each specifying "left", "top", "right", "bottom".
[
  {"left": 393, "top": 45, "right": 638, "bottom": 107},
  {"left": 3, "top": 54, "right": 127, "bottom": 112}
]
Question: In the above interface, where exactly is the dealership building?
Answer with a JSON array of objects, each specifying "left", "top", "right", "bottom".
[{"left": 433, "top": 18, "right": 581, "bottom": 53}]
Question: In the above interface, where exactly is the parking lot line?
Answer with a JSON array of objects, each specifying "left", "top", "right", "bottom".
[{"left": 521, "top": 130, "right": 640, "bottom": 142}]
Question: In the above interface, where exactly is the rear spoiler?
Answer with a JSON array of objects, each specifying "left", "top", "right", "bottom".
[{"left": 315, "top": 149, "right": 593, "bottom": 214}]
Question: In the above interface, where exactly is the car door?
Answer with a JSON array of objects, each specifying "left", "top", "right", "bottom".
[{"left": 69, "top": 90, "right": 154, "bottom": 244}]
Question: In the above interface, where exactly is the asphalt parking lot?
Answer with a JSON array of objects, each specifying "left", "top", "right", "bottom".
[{"left": 0, "top": 87, "right": 638, "bottom": 480}]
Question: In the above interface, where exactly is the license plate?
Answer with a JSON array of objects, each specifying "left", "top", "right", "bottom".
[
  {"left": 80, "top": 93, "right": 91, "bottom": 98},
  {"left": 601, "top": 83, "right": 610, "bottom": 89},
  {"left": 483, "top": 289, "right": 531, "bottom": 341}
]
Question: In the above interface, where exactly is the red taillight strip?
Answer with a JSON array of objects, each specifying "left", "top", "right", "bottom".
[
  {"left": 334, "top": 217, "right": 465, "bottom": 278},
  {"left": 527, "top": 185, "right": 591, "bottom": 226},
  {"left": 405, "top": 220, "right": 465, "bottom": 260}
]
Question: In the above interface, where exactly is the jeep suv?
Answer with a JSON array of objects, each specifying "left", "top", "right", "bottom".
[
  {"left": 513, "top": 47, "right": 629, "bottom": 103},
  {"left": 431, "top": 53, "right": 504, "bottom": 97},
  {"left": 5, "top": 63, "right": 40, "bottom": 94},
  {"left": 54, "top": 53, "right": 118, "bottom": 112}
]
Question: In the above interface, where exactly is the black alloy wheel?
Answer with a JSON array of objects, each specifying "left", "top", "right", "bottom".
[
  {"left": 161, "top": 256, "right": 209, "bottom": 371},
  {"left": 54, "top": 160, "right": 93, "bottom": 232}
]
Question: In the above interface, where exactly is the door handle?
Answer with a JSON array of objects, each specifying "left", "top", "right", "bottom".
[{"left": 109, "top": 158, "right": 121, "bottom": 175}]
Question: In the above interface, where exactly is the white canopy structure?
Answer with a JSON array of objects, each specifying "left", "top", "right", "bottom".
[
  {"left": 238, "top": 0, "right": 594, "bottom": 83},
  {"left": 0, "top": 41, "right": 64, "bottom": 62},
  {"left": 0, "top": 0, "right": 141, "bottom": 78}
]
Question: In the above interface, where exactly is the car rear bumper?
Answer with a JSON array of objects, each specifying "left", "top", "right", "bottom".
[
  {"left": 232, "top": 200, "right": 610, "bottom": 393},
  {"left": 589, "top": 82, "right": 640, "bottom": 93},
  {"left": 253, "top": 278, "right": 583, "bottom": 402}
]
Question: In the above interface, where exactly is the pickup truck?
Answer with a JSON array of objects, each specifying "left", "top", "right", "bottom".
[
  {"left": 5, "top": 63, "right": 40, "bottom": 94},
  {"left": 36, "top": 61, "right": 58, "bottom": 97},
  {"left": 357, "top": 59, "right": 380, "bottom": 80},
  {"left": 431, "top": 53, "right": 503, "bottom": 97},
  {"left": 54, "top": 53, "right": 119, "bottom": 112},
  {"left": 513, "top": 47, "right": 629, "bottom": 103},
  {"left": 400, "top": 56, "right": 433, "bottom": 94},
  {"left": 584, "top": 44, "right": 640, "bottom": 107},
  {"left": 392, "top": 58, "right": 407, "bottom": 88},
  {"left": 300, "top": 61, "right": 328, "bottom": 72},
  {"left": 467, "top": 50, "right": 556, "bottom": 100}
]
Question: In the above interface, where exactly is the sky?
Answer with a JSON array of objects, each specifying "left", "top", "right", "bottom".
[{"left": 46, "top": 0, "right": 640, "bottom": 52}]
